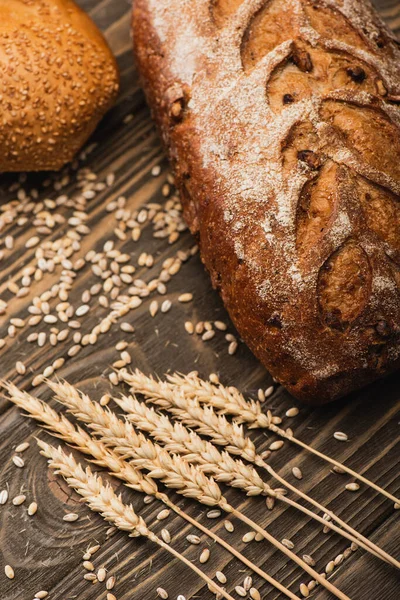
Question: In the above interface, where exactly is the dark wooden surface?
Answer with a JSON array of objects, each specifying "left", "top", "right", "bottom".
[{"left": 0, "top": 1, "right": 399, "bottom": 599}]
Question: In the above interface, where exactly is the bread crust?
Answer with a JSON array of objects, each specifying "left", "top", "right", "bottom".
[
  {"left": 132, "top": 0, "right": 400, "bottom": 403},
  {"left": 0, "top": 0, "right": 119, "bottom": 172}
]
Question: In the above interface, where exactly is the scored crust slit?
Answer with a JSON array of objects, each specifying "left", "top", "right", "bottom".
[{"left": 133, "top": 0, "right": 400, "bottom": 403}]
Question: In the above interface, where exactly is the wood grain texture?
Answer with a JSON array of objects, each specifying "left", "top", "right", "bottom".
[{"left": 0, "top": 1, "right": 399, "bottom": 599}]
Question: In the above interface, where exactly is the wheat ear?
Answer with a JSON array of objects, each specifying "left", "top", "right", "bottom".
[
  {"left": 3, "top": 381, "right": 299, "bottom": 600},
  {"left": 120, "top": 369, "right": 399, "bottom": 569},
  {"left": 48, "top": 380, "right": 350, "bottom": 600},
  {"left": 113, "top": 393, "right": 386, "bottom": 561},
  {"left": 37, "top": 440, "right": 235, "bottom": 600},
  {"left": 167, "top": 372, "right": 400, "bottom": 506}
]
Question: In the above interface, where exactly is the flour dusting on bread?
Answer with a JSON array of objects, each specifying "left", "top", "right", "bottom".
[{"left": 134, "top": 0, "right": 400, "bottom": 402}]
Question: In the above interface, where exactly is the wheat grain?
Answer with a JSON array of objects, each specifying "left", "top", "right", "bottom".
[
  {"left": 5, "top": 565, "right": 15, "bottom": 579},
  {"left": 37, "top": 441, "right": 235, "bottom": 600}
]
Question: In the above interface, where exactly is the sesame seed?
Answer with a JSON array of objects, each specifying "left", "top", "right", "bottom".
[
  {"left": 156, "top": 509, "right": 170, "bottom": 521},
  {"left": 269, "top": 440, "right": 284, "bottom": 451},
  {"left": 214, "top": 321, "right": 227, "bottom": 331},
  {"left": 345, "top": 482, "right": 360, "bottom": 492},
  {"left": 12, "top": 495, "right": 26, "bottom": 506},
  {"left": 178, "top": 293, "right": 193, "bottom": 303},
  {"left": 286, "top": 407, "right": 299, "bottom": 417},
  {"left": 216, "top": 571, "right": 227, "bottom": 584},
  {"left": 0, "top": 490, "right": 9, "bottom": 505}
]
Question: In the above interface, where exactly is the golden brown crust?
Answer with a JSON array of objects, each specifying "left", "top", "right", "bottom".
[
  {"left": 132, "top": 0, "right": 400, "bottom": 403},
  {"left": 0, "top": 0, "right": 119, "bottom": 172}
]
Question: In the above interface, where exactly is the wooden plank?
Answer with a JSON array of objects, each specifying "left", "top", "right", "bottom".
[{"left": 0, "top": 1, "right": 399, "bottom": 599}]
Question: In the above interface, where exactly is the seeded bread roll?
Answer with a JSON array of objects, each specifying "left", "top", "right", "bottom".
[
  {"left": 133, "top": 0, "right": 400, "bottom": 403},
  {"left": 0, "top": 0, "right": 119, "bottom": 172}
]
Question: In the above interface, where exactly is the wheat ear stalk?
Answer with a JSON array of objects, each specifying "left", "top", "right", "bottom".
[
  {"left": 166, "top": 372, "right": 400, "bottom": 506},
  {"left": 48, "top": 381, "right": 350, "bottom": 600},
  {"left": 37, "top": 440, "right": 235, "bottom": 600},
  {"left": 120, "top": 369, "right": 399, "bottom": 569},
  {"left": 3, "top": 381, "right": 299, "bottom": 600},
  {"left": 113, "top": 393, "right": 385, "bottom": 561}
]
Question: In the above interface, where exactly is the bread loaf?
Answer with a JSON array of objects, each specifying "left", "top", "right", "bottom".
[
  {"left": 133, "top": 0, "right": 400, "bottom": 403},
  {"left": 0, "top": 0, "right": 119, "bottom": 172}
]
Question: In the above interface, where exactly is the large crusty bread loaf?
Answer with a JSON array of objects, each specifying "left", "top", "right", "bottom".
[
  {"left": 133, "top": 0, "right": 400, "bottom": 403},
  {"left": 0, "top": 0, "right": 119, "bottom": 172}
]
